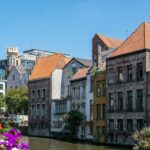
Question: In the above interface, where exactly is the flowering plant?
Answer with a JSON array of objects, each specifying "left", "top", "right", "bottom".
[{"left": 0, "top": 128, "right": 29, "bottom": 150}]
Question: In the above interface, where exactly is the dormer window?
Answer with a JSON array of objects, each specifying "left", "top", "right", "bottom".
[
  {"left": 96, "top": 41, "right": 101, "bottom": 49},
  {"left": 71, "top": 63, "right": 76, "bottom": 75}
]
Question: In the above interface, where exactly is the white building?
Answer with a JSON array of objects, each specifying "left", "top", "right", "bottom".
[
  {"left": 51, "top": 57, "right": 92, "bottom": 137},
  {"left": 0, "top": 80, "right": 7, "bottom": 95},
  {"left": 85, "top": 70, "right": 93, "bottom": 140}
]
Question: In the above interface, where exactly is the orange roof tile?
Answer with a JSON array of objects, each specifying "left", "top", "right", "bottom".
[
  {"left": 29, "top": 53, "right": 71, "bottom": 80},
  {"left": 110, "top": 22, "right": 150, "bottom": 57},
  {"left": 71, "top": 68, "right": 89, "bottom": 81},
  {"left": 97, "top": 34, "right": 122, "bottom": 48}
]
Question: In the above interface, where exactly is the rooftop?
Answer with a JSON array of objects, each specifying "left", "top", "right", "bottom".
[
  {"left": 95, "top": 34, "right": 122, "bottom": 48},
  {"left": 29, "top": 53, "right": 70, "bottom": 81},
  {"left": 110, "top": 22, "right": 150, "bottom": 57},
  {"left": 71, "top": 67, "right": 89, "bottom": 81}
]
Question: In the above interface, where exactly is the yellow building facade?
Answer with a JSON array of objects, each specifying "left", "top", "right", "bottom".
[{"left": 93, "top": 70, "right": 106, "bottom": 143}]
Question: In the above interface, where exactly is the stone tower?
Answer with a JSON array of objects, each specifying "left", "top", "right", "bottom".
[{"left": 7, "top": 47, "right": 21, "bottom": 72}]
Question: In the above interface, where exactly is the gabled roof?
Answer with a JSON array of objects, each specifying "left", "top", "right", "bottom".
[
  {"left": 75, "top": 57, "right": 92, "bottom": 67},
  {"left": 110, "top": 22, "right": 150, "bottom": 58},
  {"left": 63, "top": 57, "right": 92, "bottom": 69},
  {"left": 29, "top": 53, "right": 70, "bottom": 81},
  {"left": 71, "top": 68, "right": 89, "bottom": 81},
  {"left": 96, "top": 34, "right": 122, "bottom": 48}
]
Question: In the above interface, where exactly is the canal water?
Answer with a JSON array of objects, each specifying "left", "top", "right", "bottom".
[{"left": 22, "top": 136, "right": 132, "bottom": 150}]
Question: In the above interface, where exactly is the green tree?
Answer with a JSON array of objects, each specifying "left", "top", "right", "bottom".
[
  {"left": 5, "top": 86, "right": 28, "bottom": 114},
  {"left": 64, "top": 109, "right": 84, "bottom": 138},
  {"left": 0, "top": 95, "right": 5, "bottom": 109},
  {"left": 133, "top": 127, "right": 150, "bottom": 150}
]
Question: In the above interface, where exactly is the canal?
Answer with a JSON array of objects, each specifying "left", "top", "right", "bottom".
[{"left": 21, "top": 136, "right": 132, "bottom": 150}]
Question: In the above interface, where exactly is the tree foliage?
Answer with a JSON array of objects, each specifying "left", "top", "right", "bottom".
[
  {"left": 5, "top": 86, "right": 28, "bottom": 114},
  {"left": 133, "top": 127, "right": 150, "bottom": 150},
  {"left": 0, "top": 95, "right": 6, "bottom": 109},
  {"left": 64, "top": 109, "right": 84, "bottom": 138}
]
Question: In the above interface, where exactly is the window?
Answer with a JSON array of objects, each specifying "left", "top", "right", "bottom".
[
  {"left": 13, "top": 57, "right": 16, "bottom": 66},
  {"left": 31, "top": 105, "right": 35, "bottom": 116},
  {"left": 127, "top": 91, "right": 133, "bottom": 111},
  {"left": 31, "top": 90, "right": 35, "bottom": 98},
  {"left": 89, "top": 125, "right": 93, "bottom": 135},
  {"left": 53, "top": 121, "right": 63, "bottom": 128},
  {"left": 73, "top": 88, "right": 75, "bottom": 100},
  {"left": 102, "top": 104, "right": 105, "bottom": 119},
  {"left": 12, "top": 75, "right": 15, "bottom": 80},
  {"left": 96, "top": 104, "right": 101, "bottom": 120},
  {"left": 90, "top": 100, "right": 93, "bottom": 119},
  {"left": 117, "top": 119, "right": 123, "bottom": 131},
  {"left": 127, "top": 119, "right": 133, "bottom": 132},
  {"left": 78, "top": 87, "right": 80, "bottom": 99},
  {"left": 118, "top": 92, "right": 123, "bottom": 111},
  {"left": 0, "top": 84, "right": 3, "bottom": 90},
  {"left": 96, "top": 104, "right": 105, "bottom": 120},
  {"left": 42, "top": 104, "right": 46, "bottom": 116},
  {"left": 137, "top": 62, "right": 143, "bottom": 80},
  {"left": 96, "top": 41, "right": 101, "bottom": 50},
  {"left": 16, "top": 60, "right": 18, "bottom": 66},
  {"left": 96, "top": 81, "right": 105, "bottom": 97},
  {"left": 81, "top": 127, "right": 85, "bottom": 135},
  {"left": 71, "top": 63, "right": 76, "bottom": 75},
  {"left": 90, "top": 76, "right": 93, "bottom": 92},
  {"left": 137, "top": 119, "right": 144, "bottom": 131},
  {"left": 68, "top": 85, "right": 71, "bottom": 97},
  {"left": 36, "top": 104, "right": 40, "bottom": 116},
  {"left": 96, "top": 82, "right": 101, "bottom": 97},
  {"left": 37, "top": 90, "right": 40, "bottom": 98},
  {"left": 137, "top": 89, "right": 143, "bottom": 111},
  {"left": 96, "top": 126, "right": 100, "bottom": 138},
  {"left": 101, "top": 127, "right": 106, "bottom": 135},
  {"left": 42, "top": 89, "right": 46, "bottom": 99},
  {"left": 109, "top": 119, "right": 114, "bottom": 131},
  {"left": 55, "top": 102, "right": 67, "bottom": 114},
  {"left": 109, "top": 93, "right": 114, "bottom": 111},
  {"left": 118, "top": 67, "right": 124, "bottom": 82},
  {"left": 127, "top": 65, "right": 132, "bottom": 81}
]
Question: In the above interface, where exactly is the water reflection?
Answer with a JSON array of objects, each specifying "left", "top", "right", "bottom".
[{"left": 22, "top": 136, "right": 131, "bottom": 150}]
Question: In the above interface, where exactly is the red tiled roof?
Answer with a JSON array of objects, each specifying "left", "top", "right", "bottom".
[
  {"left": 29, "top": 53, "right": 70, "bottom": 80},
  {"left": 110, "top": 22, "right": 150, "bottom": 57},
  {"left": 96, "top": 34, "right": 122, "bottom": 48},
  {"left": 71, "top": 68, "right": 89, "bottom": 81}
]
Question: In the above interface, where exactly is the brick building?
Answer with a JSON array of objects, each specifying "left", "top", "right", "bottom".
[
  {"left": 28, "top": 53, "right": 70, "bottom": 137},
  {"left": 106, "top": 22, "right": 150, "bottom": 145}
]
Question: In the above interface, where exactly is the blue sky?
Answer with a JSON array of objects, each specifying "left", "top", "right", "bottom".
[{"left": 0, "top": 0, "right": 150, "bottom": 59}]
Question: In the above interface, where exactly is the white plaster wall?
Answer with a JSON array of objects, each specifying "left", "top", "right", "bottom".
[
  {"left": 51, "top": 69, "right": 62, "bottom": 100},
  {"left": 85, "top": 73, "right": 93, "bottom": 122},
  {"left": 0, "top": 81, "right": 6, "bottom": 95},
  {"left": 51, "top": 101, "right": 55, "bottom": 131},
  {"left": 51, "top": 100, "right": 70, "bottom": 133}
]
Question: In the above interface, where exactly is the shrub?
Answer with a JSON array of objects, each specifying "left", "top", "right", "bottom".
[{"left": 133, "top": 127, "right": 150, "bottom": 150}]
